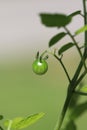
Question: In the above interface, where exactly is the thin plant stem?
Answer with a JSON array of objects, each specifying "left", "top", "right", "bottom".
[
  {"left": 40, "top": 50, "right": 47, "bottom": 58},
  {"left": 55, "top": 47, "right": 85, "bottom": 130},
  {"left": 54, "top": 1, "right": 87, "bottom": 130},
  {"left": 74, "top": 91, "right": 87, "bottom": 96},
  {"left": 80, "top": 13, "right": 84, "bottom": 17},
  {"left": 56, "top": 91, "right": 73, "bottom": 130},
  {"left": 54, "top": 88, "right": 73, "bottom": 130},
  {"left": 52, "top": 53, "right": 71, "bottom": 83},
  {"left": 83, "top": 0, "right": 87, "bottom": 55},
  {"left": 43, "top": 50, "right": 71, "bottom": 83},
  {"left": 75, "top": 70, "right": 87, "bottom": 87},
  {"left": 54, "top": 69, "right": 87, "bottom": 130},
  {"left": 71, "top": 0, "right": 87, "bottom": 85},
  {"left": 64, "top": 26, "right": 87, "bottom": 71}
]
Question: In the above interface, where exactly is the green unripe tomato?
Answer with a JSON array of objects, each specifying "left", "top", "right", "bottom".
[{"left": 32, "top": 59, "right": 48, "bottom": 75}]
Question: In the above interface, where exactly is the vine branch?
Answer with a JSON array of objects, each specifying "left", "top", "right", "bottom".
[
  {"left": 64, "top": 26, "right": 87, "bottom": 71},
  {"left": 52, "top": 53, "right": 71, "bottom": 83}
]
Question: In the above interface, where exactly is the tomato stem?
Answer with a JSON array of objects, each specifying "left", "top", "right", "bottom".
[
  {"left": 46, "top": 50, "right": 71, "bottom": 83},
  {"left": 64, "top": 26, "right": 87, "bottom": 72},
  {"left": 83, "top": 0, "right": 87, "bottom": 55},
  {"left": 54, "top": 1, "right": 87, "bottom": 130}
]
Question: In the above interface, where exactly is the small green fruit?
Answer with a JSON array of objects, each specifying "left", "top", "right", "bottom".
[{"left": 32, "top": 59, "right": 48, "bottom": 75}]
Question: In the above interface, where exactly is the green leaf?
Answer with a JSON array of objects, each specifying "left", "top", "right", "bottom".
[
  {"left": 69, "top": 101, "right": 87, "bottom": 120},
  {"left": 4, "top": 118, "right": 24, "bottom": 128},
  {"left": 69, "top": 93, "right": 81, "bottom": 110},
  {"left": 68, "top": 10, "right": 81, "bottom": 18},
  {"left": 75, "top": 85, "right": 87, "bottom": 95},
  {"left": 64, "top": 120, "right": 76, "bottom": 130},
  {"left": 80, "top": 85, "right": 87, "bottom": 93},
  {"left": 4, "top": 113, "right": 45, "bottom": 130},
  {"left": 4, "top": 117, "right": 23, "bottom": 128},
  {"left": 15, "top": 113, "right": 45, "bottom": 129},
  {"left": 49, "top": 32, "right": 66, "bottom": 47},
  {"left": 58, "top": 42, "right": 74, "bottom": 55},
  {"left": 40, "top": 13, "right": 72, "bottom": 27},
  {"left": 75, "top": 25, "right": 87, "bottom": 35}
]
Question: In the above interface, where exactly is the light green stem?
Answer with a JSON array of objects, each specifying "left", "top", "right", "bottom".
[{"left": 7, "top": 120, "right": 12, "bottom": 130}]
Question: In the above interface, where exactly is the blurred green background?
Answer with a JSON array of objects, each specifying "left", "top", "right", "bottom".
[
  {"left": 0, "top": 0, "right": 87, "bottom": 130},
  {"left": 0, "top": 55, "right": 87, "bottom": 130}
]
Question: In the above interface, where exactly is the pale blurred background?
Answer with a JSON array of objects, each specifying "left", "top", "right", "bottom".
[
  {"left": 0, "top": 0, "right": 84, "bottom": 62},
  {"left": 0, "top": 0, "right": 87, "bottom": 130}
]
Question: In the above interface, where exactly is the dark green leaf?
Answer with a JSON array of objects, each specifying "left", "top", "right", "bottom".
[
  {"left": 68, "top": 10, "right": 81, "bottom": 18},
  {"left": 58, "top": 42, "right": 74, "bottom": 55},
  {"left": 69, "top": 93, "right": 81, "bottom": 110},
  {"left": 40, "top": 13, "right": 72, "bottom": 27},
  {"left": 49, "top": 32, "right": 66, "bottom": 47},
  {"left": 64, "top": 120, "right": 76, "bottom": 130},
  {"left": 75, "top": 25, "right": 87, "bottom": 35},
  {"left": 69, "top": 101, "right": 87, "bottom": 120},
  {"left": 0, "top": 115, "right": 3, "bottom": 120}
]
